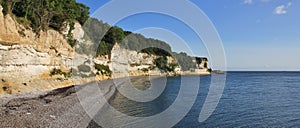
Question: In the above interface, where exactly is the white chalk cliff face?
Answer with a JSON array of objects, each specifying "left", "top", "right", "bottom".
[
  {"left": 0, "top": 5, "right": 167, "bottom": 94},
  {"left": 0, "top": 5, "right": 74, "bottom": 94},
  {"left": 0, "top": 4, "right": 184, "bottom": 95},
  {"left": 111, "top": 43, "right": 156, "bottom": 77},
  {"left": 110, "top": 43, "right": 179, "bottom": 77}
]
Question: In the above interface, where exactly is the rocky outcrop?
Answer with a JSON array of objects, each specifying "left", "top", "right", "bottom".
[
  {"left": 0, "top": 5, "right": 74, "bottom": 94},
  {"left": 110, "top": 43, "right": 178, "bottom": 78},
  {"left": 0, "top": 4, "right": 209, "bottom": 95},
  {"left": 72, "top": 22, "right": 85, "bottom": 42},
  {"left": 0, "top": 5, "right": 113, "bottom": 94},
  {"left": 0, "top": 6, "right": 21, "bottom": 45},
  {"left": 0, "top": 16, "right": 73, "bottom": 57}
]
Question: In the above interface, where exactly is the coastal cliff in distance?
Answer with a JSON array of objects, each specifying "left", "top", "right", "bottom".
[{"left": 0, "top": 4, "right": 210, "bottom": 95}]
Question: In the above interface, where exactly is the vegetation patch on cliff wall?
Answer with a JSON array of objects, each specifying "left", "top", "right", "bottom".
[
  {"left": 0, "top": 0, "right": 89, "bottom": 33},
  {"left": 50, "top": 68, "right": 71, "bottom": 78},
  {"left": 154, "top": 56, "right": 179, "bottom": 72},
  {"left": 95, "top": 64, "right": 112, "bottom": 77}
]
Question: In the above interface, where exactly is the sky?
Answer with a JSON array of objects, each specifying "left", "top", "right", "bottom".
[{"left": 76, "top": 0, "right": 300, "bottom": 71}]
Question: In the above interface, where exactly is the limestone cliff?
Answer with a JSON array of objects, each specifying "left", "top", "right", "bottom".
[
  {"left": 0, "top": 5, "right": 74, "bottom": 94},
  {"left": 110, "top": 43, "right": 178, "bottom": 78},
  {"left": 0, "top": 4, "right": 209, "bottom": 95},
  {"left": 0, "top": 5, "right": 172, "bottom": 94}
]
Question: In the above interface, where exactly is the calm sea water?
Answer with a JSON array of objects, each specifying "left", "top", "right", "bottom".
[{"left": 108, "top": 72, "right": 300, "bottom": 127}]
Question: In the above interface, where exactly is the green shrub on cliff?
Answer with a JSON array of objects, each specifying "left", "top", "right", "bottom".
[
  {"left": 83, "top": 19, "right": 172, "bottom": 57},
  {"left": 140, "top": 47, "right": 171, "bottom": 57},
  {"left": 172, "top": 52, "right": 196, "bottom": 71},
  {"left": 0, "top": 0, "right": 89, "bottom": 33},
  {"left": 141, "top": 68, "right": 149, "bottom": 73},
  {"left": 83, "top": 18, "right": 200, "bottom": 72},
  {"left": 95, "top": 64, "right": 112, "bottom": 76},
  {"left": 50, "top": 68, "right": 71, "bottom": 78},
  {"left": 154, "top": 56, "right": 168, "bottom": 72},
  {"left": 97, "top": 41, "right": 114, "bottom": 56},
  {"left": 96, "top": 26, "right": 127, "bottom": 56},
  {"left": 2, "top": 86, "right": 8, "bottom": 91},
  {"left": 168, "top": 63, "right": 179, "bottom": 72},
  {"left": 154, "top": 56, "right": 178, "bottom": 72}
]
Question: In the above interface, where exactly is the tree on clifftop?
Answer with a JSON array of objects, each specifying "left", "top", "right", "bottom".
[{"left": 0, "top": 0, "right": 90, "bottom": 32}]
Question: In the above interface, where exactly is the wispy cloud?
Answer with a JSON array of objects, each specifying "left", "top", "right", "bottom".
[
  {"left": 261, "top": 0, "right": 272, "bottom": 3},
  {"left": 243, "top": 1, "right": 293, "bottom": 15},
  {"left": 244, "top": 0, "right": 275, "bottom": 5},
  {"left": 274, "top": 5, "right": 287, "bottom": 14},
  {"left": 287, "top": 2, "right": 292, "bottom": 7},
  {"left": 244, "top": 0, "right": 253, "bottom": 4},
  {"left": 274, "top": 2, "right": 292, "bottom": 15}
]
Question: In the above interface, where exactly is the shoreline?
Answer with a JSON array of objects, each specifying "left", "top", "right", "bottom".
[
  {"left": 0, "top": 71, "right": 211, "bottom": 97},
  {"left": 0, "top": 73, "right": 212, "bottom": 127},
  {"left": 0, "top": 71, "right": 212, "bottom": 97},
  {"left": 0, "top": 76, "right": 151, "bottom": 127}
]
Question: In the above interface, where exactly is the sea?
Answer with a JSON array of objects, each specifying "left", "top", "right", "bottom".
[{"left": 104, "top": 72, "right": 300, "bottom": 127}]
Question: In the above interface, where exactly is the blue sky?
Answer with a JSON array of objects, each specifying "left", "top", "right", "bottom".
[{"left": 77, "top": 0, "right": 300, "bottom": 71}]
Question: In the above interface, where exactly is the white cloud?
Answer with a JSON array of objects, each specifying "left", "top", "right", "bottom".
[
  {"left": 287, "top": 2, "right": 292, "bottom": 7},
  {"left": 274, "top": 5, "right": 287, "bottom": 15},
  {"left": 244, "top": 0, "right": 277, "bottom": 5},
  {"left": 261, "top": 0, "right": 272, "bottom": 3},
  {"left": 243, "top": 1, "right": 293, "bottom": 15},
  {"left": 244, "top": 0, "right": 253, "bottom": 4},
  {"left": 274, "top": 2, "right": 292, "bottom": 15}
]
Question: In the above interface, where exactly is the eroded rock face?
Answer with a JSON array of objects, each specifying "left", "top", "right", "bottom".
[
  {"left": 0, "top": 7, "right": 73, "bottom": 56},
  {"left": 0, "top": 9, "right": 20, "bottom": 44},
  {"left": 110, "top": 43, "right": 178, "bottom": 77},
  {"left": 111, "top": 44, "right": 156, "bottom": 67},
  {"left": 72, "top": 22, "right": 85, "bottom": 42},
  {"left": 0, "top": 5, "right": 115, "bottom": 95},
  {"left": 0, "top": 5, "right": 74, "bottom": 94},
  {"left": 0, "top": 4, "right": 183, "bottom": 94},
  {"left": 0, "top": 6, "right": 3, "bottom": 42},
  {"left": 110, "top": 43, "right": 129, "bottom": 77},
  {"left": 0, "top": 44, "right": 51, "bottom": 66}
]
